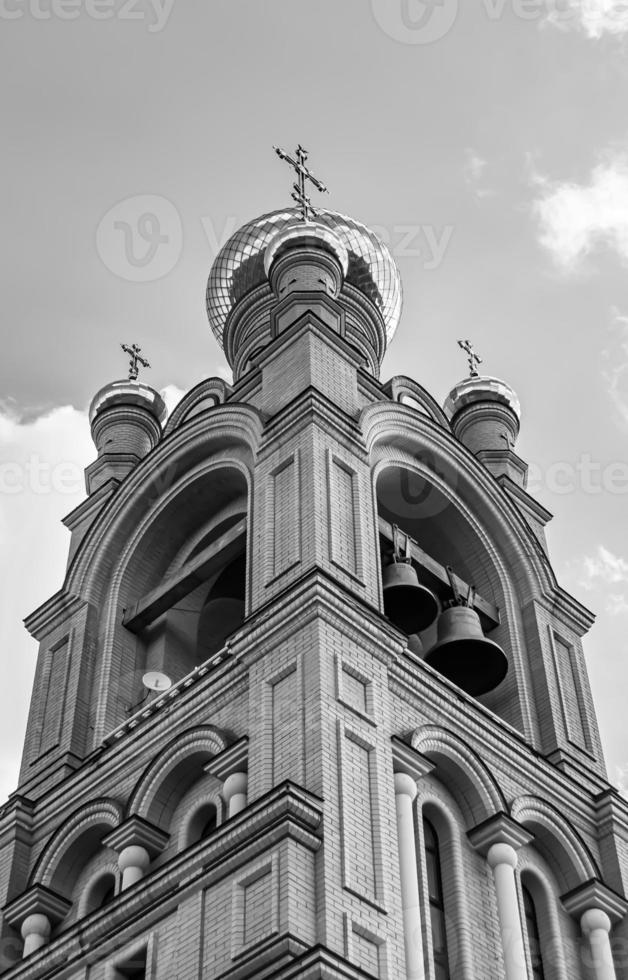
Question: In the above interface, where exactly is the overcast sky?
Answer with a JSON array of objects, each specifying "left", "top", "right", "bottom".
[{"left": 1, "top": 0, "right": 628, "bottom": 802}]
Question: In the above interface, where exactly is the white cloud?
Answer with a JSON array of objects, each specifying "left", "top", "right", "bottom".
[
  {"left": 464, "top": 149, "right": 495, "bottom": 199},
  {"left": 533, "top": 152, "right": 628, "bottom": 270},
  {"left": 546, "top": 0, "right": 628, "bottom": 38},
  {"left": 576, "top": 545, "right": 628, "bottom": 614},
  {"left": 602, "top": 308, "right": 628, "bottom": 426},
  {"left": 0, "top": 404, "right": 93, "bottom": 803}
]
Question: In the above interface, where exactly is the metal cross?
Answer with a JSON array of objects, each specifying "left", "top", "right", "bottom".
[
  {"left": 457, "top": 339, "right": 483, "bottom": 378},
  {"left": 121, "top": 343, "right": 150, "bottom": 382},
  {"left": 273, "top": 144, "right": 328, "bottom": 221}
]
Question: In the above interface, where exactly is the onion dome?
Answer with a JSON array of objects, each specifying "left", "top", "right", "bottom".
[
  {"left": 444, "top": 376, "right": 521, "bottom": 424},
  {"left": 89, "top": 380, "right": 167, "bottom": 426},
  {"left": 206, "top": 207, "right": 402, "bottom": 350},
  {"left": 444, "top": 375, "right": 521, "bottom": 457},
  {"left": 86, "top": 381, "right": 167, "bottom": 494}
]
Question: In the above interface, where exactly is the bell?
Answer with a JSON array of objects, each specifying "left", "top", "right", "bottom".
[
  {"left": 383, "top": 559, "right": 440, "bottom": 634},
  {"left": 424, "top": 605, "right": 508, "bottom": 697}
]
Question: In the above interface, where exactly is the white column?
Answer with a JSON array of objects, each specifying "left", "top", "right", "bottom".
[
  {"left": 21, "top": 913, "right": 51, "bottom": 958},
  {"left": 118, "top": 844, "right": 150, "bottom": 889},
  {"left": 394, "top": 772, "right": 425, "bottom": 980},
  {"left": 487, "top": 842, "right": 527, "bottom": 980},
  {"left": 581, "top": 909, "right": 617, "bottom": 980},
  {"left": 223, "top": 772, "right": 248, "bottom": 817}
]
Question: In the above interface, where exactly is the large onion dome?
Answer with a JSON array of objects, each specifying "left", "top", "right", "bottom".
[{"left": 206, "top": 208, "right": 402, "bottom": 349}]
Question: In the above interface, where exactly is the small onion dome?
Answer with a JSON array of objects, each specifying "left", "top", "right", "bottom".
[
  {"left": 443, "top": 375, "right": 521, "bottom": 456},
  {"left": 86, "top": 380, "right": 167, "bottom": 494},
  {"left": 444, "top": 375, "right": 521, "bottom": 424},
  {"left": 89, "top": 380, "right": 167, "bottom": 427}
]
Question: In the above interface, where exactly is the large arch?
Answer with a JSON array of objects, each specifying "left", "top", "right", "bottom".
[
  {"left": 510, "top": 795, "right": 599, "bottom": 893},
  {"left": 29, "top": 799, "right": 123, "bottom": 899},
  {"left": 66, "top": 404, "right": 262, "bottom": 604},
  {"left": 127, "top": 725, "right": 229, "bottom": 832},
  {"left": 364, "top": 402, "right": 560, "bottom": 737},
  {"left": 411, "top": 725, "right": 505, "bottom": 827},
  {"left": 362, "top": 402, "right": 554, "bottom": 605}
]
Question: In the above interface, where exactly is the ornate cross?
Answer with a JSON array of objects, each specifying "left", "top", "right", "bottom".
[
  {"left": 121, "top": 342, "right": 150, "bottom": 382},
  {"left": 273, "top": 144, "right": 328, "bottom": 221},
  {"left": 457, "top": 339, "right": 483, "bottom": 378}
]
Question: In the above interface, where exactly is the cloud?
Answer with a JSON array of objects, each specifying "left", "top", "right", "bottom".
[
  {"left": 602, "top": 308, "right": 628, "bottom": 426},
  {"left": 575, "top": 545, "right": 628, "bottom": 614},
  {"left": 463, "top": 149, "right": 495, "bottom": 199},
  {"left": 533, "top": 152, "right": 628, "bottom": 269},
  {"left": 0, "top": 403, "right": 93, "bottom": 803},
  {"left": 545, "top": 0, "right": 628, "bottom": 38},
  {"left": 0, "top": 386, "right": 189, "bottom": 802}
]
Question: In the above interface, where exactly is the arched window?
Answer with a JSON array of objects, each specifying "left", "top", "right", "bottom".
[
  {"left": 423, "top": 817, "right": 451, "bottom": 980},
  {"left": 185, "top": 801, "right": 219, "bottom": 848},
  {"left": 83, "top": 871, "right": 116, "bottom": 916},
  {"left": 522, "top": 885, "right": 546, "bottom": 980}
]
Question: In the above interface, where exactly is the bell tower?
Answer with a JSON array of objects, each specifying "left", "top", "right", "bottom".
[{"left": 1, "top": 153, "right": 627, "bottom": 980}]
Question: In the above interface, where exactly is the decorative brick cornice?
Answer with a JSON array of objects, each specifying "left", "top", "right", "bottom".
[
  {"left": 102, "top": 816, "right": 169, "bottom": 857},
  {"left": 204, "top": 736, "right": 248, "bottom": 781},
  {"left": 594, "top": 788, "right": 628, "bottom": 839},
  {"left": 468, "top": 812, "right": 534, "bottom": 855},
  {"left": 23, "top": 591, "right": 87, "bottom": 641},
  {"left": 391, "top": 736, "right": 434, "bottom": 781},
  {"left": 561, "top": 878, "right": 628, "bottom": 923},
  {"left": 0, "top": 784, "right": 324, "bottom": 980},
  {"left": 61, "top": 478, "right": 118, "bottom": 532},
  {"left": 3, "top": 884, "right": 71, "bottom": 928}
]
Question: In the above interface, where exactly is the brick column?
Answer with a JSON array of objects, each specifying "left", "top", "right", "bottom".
[
  {"left": 223, "top": 772, "right": 248, "bottom": 817},
  {"left": 3, "top": 885, "right": 71, "bottom": 960},
  {"left": 562, "top": 879, "right": 627, "bottom": 980},
  {"left": 469, "top": 814, "right": 534, "bottom": 980},
  {"left": 487, "top": 842, "right": 527, "bottom": 980},
  {"left": 581, "top": 909, "right": 617, "bottom": 980},
  {"left": 394, "top": 772, "right": 426, "bottom": 980},
  {"left": 103, "top": 816, "right": 169, "bottom": 892}
]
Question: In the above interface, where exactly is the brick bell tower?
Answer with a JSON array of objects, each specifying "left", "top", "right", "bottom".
[{"left": 2, "top": 153, "right": 628, "bottom": 980}]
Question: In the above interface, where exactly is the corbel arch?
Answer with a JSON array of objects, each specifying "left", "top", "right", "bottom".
[
  {"left": 411, "top": 725, "right": 505, "bottom": 827},
  {"left": 29, "top": 799, "right": 123, "bottom": 899},
  {"left": 128, "top": 726, "right": 229, "bottom": 832},
  {"left": 510, "top": 795, "right": 599, "bottom": 893}
]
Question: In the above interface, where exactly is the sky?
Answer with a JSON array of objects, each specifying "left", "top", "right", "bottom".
[{"left": 1, "top": 0, "right": 628, "bottom": 802}]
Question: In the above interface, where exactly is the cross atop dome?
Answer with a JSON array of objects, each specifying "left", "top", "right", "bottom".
[{"left": 273, "top": 144, "right": 328, "bottom": 221}]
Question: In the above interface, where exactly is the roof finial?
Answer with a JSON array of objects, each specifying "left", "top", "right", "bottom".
[
  {"left": 273, "top": 144, "right": 328, "bottom": 222},
  {"left": 121, "top": 342, "right": 150, "bottom": 382},
  {"left": 457, "top": 338, "right": 483, "bottom": 378}
]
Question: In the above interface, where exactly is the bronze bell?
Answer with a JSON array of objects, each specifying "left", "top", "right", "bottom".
[
  {"left": 424, "top": 604, "right": 508, "bottom": 697},
  {"left": 383, "top": 558, "right": 440, "bottom": 635}
]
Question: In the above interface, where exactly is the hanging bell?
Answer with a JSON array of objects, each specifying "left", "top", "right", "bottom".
[
  {"left": 383, "top": 558, "right": 440, "bottom": 635},
  {"left": 424, "top": 604, "right": 508, "bottom": 696}
]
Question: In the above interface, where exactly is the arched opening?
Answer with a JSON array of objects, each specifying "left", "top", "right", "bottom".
[
  {"left": 185, "top": 802, "right": 219, "bottom": 848},
  {"left": 522, "top": 883, "right": 546, "bottom": 980},
  {"left": 376, "top": 463, "right": 518, "bottom": 719},
  {"left": 197, "top": 554, "right": 246, "bottom": 660},
  {"left": 84, "top": 872, "right": 117, "bottom": 916},
  {"left": 423, "top": 816, "right": 452, "bottom": 980}
]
